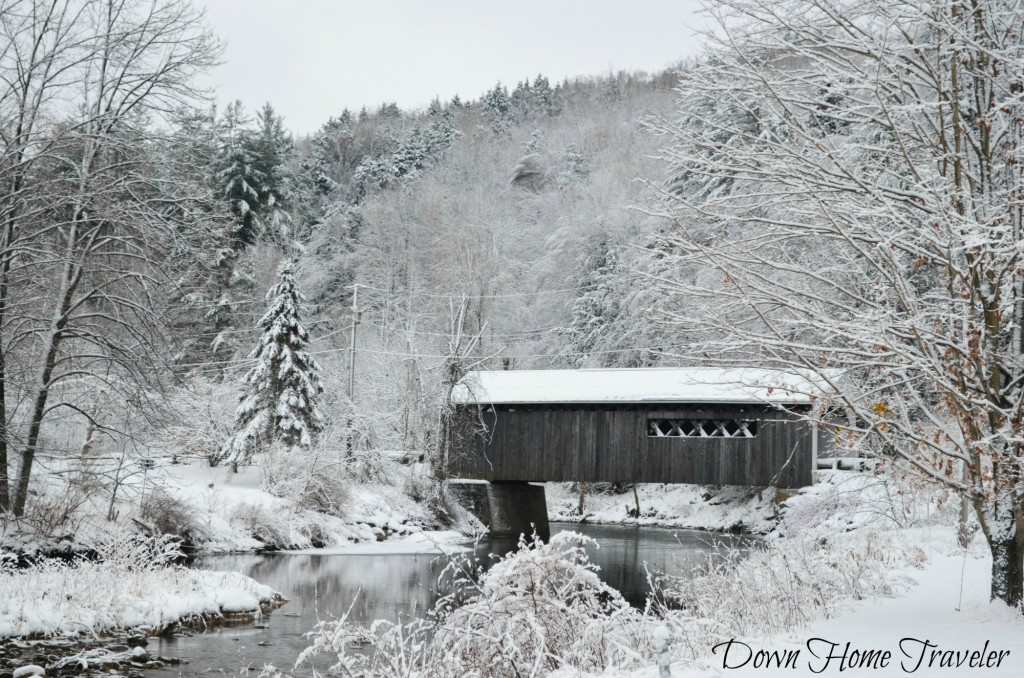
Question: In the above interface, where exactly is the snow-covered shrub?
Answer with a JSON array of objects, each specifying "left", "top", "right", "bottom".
[
  {"left": 229, "top": 503, "right": 294, "bottom": 549},
  {"left": 342, "top": 448, "right": 394, "bottom": 484},
  {"left": 139, "top": 488, "right": 205, "bottom": 543},
  {"left": 261, "top": 446, "right": 349, "bottom": 518},
  {"left": 426, "top": 532, "right": 651, "bottom": 676},
  {"left": 402, "top": 469, "right": 431, "bottom": 503},
  {"left": 779, "top": 469, "right": 955, "bottom": 538},
  {"left": 295, "top": 514, "right": 333, "bottom": 548},
  {"left": 658, "top": 530, "right": 921, "bottom": 658},
  {"left": 17, "top": 462, "right": 112, "bottom": 537},
  {"left": 91, "top": 533, "right": 183, "bottom": 572},
  {"left": 279, "top": 532, "right": 656, "bottom": 677},
  {"left": 19, "top": 486, "right": 91, "bottom": 537}
]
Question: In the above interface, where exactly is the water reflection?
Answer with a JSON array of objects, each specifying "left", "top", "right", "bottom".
[
  {"left": 144, "top": 523, "right": 752, "bottom": 676},
  {"left": 147, "top": 551, "right": 449, "bottom": 676}
]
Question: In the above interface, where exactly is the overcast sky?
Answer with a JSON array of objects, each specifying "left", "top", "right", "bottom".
[{"left": 195, "top": 0, "right": 708, "bottom": 135}]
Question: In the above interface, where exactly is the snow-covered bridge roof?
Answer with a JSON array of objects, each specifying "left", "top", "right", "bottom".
[{"left": 452, "top": 367, "right": 826, "bottom": 406}]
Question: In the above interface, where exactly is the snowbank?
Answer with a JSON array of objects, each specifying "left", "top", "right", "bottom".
[
  {"left": 151, "top": 459, "right": 448, "bottom": 553},
  {"left": 547, "top": 468, "right": 953, "bottom": 536},
  {"left": 569, "top": 529, "right": 1024, "bottom": 677},
  {"left": 0, "top": 559, "right": 279, "bottom": 639},
  {"left": 547, "top": 482, "right": 780, "bottom": 533}
]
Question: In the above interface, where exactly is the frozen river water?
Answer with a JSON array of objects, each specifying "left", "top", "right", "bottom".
[{"left": 144, "top": 523, "right": 753, "bottom": 676}]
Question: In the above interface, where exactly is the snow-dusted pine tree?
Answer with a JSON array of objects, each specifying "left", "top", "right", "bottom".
[{"left": 218, "top": 263, "right": 324, "bottom": 465}]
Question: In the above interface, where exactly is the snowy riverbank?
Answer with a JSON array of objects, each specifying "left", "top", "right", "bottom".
[
  {"left": 546, "top": 482, "right": 780, "bottom": 533},
  {"left": 0, "top": 539, "right": 281, "bottom": 639},
  {"left": 151, "top": 459, "right": 471, "bottom": 554},
  {"left": 575, "top": 527, "right": 1024, "bottom": 677},
  {"left": 546, "top": 467, "right": 952, "bottom": 538}
]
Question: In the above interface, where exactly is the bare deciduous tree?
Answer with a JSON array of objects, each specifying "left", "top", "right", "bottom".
[
  {"left": 649, "top": 0, "right": 1024, "bottom": 607},
  {"left": 0, "top": 0, "right": 220, "bottom": 515}
]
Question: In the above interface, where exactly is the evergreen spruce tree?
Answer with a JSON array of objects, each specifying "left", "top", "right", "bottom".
[
  {"left": 425, "top": 109, "right": 459, "bottom": 155},
  {"left": 556, "top": 243, "right": 621, "bottom": 367},
  {"left": 248, "top": 103, "right": 293, "bottom": 206},
  {"left": 219, "top": 262, "right": 324, "bottom": 465},
  {"left": 511, "top": 78, "right": 533, "bottom": 114},
  {"left": 216, "top": 100, "right": 266, "bottom": 248},
  {"left": 247, "top": 103, "right": 294, "bottom": 242},
  {"left": 533, "top": 74, "right": 556, "bottom": 115},
  {"left": 481, "top": 82, "right": 514, "bottom": 135},
  {"left": 164, "top": 104, "right": 256, "bottom": 367}
]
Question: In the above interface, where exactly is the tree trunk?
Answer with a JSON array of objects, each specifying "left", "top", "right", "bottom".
[
  {"left": 977, "top": 486, "right": 1024, "bottom": 609},
  {"left": 989, "top": 533, "right": 1024, "bottom": 608},
  {"left": 0, "top": 216, "right": 20, "bottom": 512},
  {"left": 12, "top": 212, "right": 83, "bottom": 516}
]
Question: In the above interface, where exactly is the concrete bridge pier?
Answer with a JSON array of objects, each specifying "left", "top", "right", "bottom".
[{"left": 449, "top": 480, "right": 550, "bottom": 542}]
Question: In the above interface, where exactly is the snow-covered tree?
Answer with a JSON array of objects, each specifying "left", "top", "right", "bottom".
[
  {"left": 650, "top": 0, "right": 1024, "bottom": 608},
  {"left": 557, "top": 243, "right": 621, "bottom": 367},
  {"left": 481, "top": 81, "right": 514, "bottom": 135},
  {"left": 216, "top": 101, "right": 265, "bottom": 248},
  {"left": 532, "top": 74, "right": 556, "bottom": 115},
  {"left": 0, "top": 0, "right": 221, "bottom": 515},
  {"left": 247, "top": 103, "right": 294, "bottom": 242},
  {"left": 219, "top": 263, "right": 324, "bottom": 465}
]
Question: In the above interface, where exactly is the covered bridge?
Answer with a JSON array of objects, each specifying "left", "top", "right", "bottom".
[{"left": 449, "top": 367, "right": 827, "bottom": 490}]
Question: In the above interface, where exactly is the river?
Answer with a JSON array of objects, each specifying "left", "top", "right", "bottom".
[{"left": 144, "top": 523, "right": 752, "bottom": 676}]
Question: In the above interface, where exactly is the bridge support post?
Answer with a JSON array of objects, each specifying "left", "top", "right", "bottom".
[{"left": 449, "top": 480, "right": 550, "bottom": 542}]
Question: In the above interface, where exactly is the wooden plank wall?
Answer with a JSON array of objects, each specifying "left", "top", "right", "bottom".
[{"left": 449, "top": 404, "right": 815, "bottom": 489}]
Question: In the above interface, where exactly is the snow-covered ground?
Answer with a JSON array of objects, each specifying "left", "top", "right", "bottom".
[
  {"left": 547, "top": 481, "right": 781, "bottom": 533},
  {"left": 575, "top": 528, "right": 1024, "bottom": 677},
  {"left": 548, "top": 467, "right": 949, "bottom": 537},
  {"left": 154, "top": 459, "right": 461, "bottom": 553},
  {"left": 0, "top": 545, "right": 279, "bottom": 638},
  {"left": 541, "top": 470, "right": 1012, "bottom": 677},
  {"left": 9, "top": 450, "right": 1013, "bottom": 678}
]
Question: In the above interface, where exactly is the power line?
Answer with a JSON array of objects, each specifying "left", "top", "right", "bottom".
[
  {"left": 170, "top": 332, "right": 667, "bottom": 368},
  {"left": 356, "top": 320, "right": 564, "bottom": 339},
  {"left": 354, "top": 282, "right": 601, "bottom": 301},
  {"left": 346, "top": 345, "right": 675, "bottom": 361}
]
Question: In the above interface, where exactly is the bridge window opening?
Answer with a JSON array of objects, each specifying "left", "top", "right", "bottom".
[{"left": 647, "top": 418, "right": 757, "bottom": 438}]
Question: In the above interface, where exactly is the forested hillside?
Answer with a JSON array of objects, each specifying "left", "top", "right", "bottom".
[{"left": 163, "top": 70, "right": 688, "bottom": 456}]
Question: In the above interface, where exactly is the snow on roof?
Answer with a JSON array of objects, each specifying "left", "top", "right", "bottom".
[{"left": 451, "top": 367, "right": 826, "bottom": 406}]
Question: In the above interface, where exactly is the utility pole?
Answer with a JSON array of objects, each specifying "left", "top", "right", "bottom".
[
  {"left": 347, "top": 283, "right": 359, "bottom": 457},
  {"left": 348, "top": 283, "right": 359, "bottom": 401}
]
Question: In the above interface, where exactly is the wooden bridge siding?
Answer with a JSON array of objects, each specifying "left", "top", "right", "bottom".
[
  {"left": 639, "top": 407, "right": 765, "bottom": 485},
  {"left": 450, "top": 405, "right": 814, "bottom": 488},
  {"left": 577, "top": 409, "right": 597, "bottom": 479}
]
